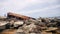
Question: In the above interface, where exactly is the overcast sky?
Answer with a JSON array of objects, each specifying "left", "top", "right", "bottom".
[{"left": 0, "top": 0, "right": 60, "bottom": 18}]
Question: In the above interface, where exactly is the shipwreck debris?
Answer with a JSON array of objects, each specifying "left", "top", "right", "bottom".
[{"left": 0, "top": 12, "right": 60, "bottom": 34}]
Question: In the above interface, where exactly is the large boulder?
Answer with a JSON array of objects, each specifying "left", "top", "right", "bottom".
[{"left": 13, "top": 21, "right": 24, "bottom": 28}]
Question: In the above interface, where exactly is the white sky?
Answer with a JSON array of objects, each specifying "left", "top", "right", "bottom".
[{"left": 0, "top": 0, "right": 60, "bottom": 18}]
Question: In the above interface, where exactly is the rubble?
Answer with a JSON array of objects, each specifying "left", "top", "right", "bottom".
[
  {"left": 0, "top": 21, "right": 9, "bottom": 32},
  {"left": 0, "top": 12, "right": 60, "bottom": 34}
]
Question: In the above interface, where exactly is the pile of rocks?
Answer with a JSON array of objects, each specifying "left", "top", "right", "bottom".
[
  {"left": 0, "top": 17, "right": 60, "bottom": 34},
  {"left": 15, "top": 17, "right": 60, "bottom": 34}
]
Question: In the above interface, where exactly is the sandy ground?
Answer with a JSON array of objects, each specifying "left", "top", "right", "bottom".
[{"left": 0, "top": 29, "right": 17, "bottom": 34}]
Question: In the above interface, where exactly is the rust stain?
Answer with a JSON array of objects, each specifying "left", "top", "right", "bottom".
[{"left": 7, "top": 12, "right": 35, "bottom": 20}]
